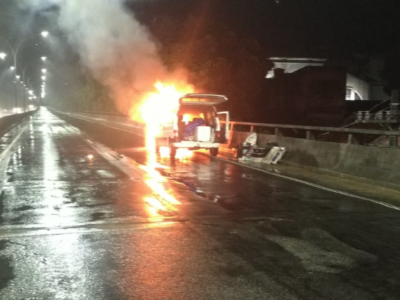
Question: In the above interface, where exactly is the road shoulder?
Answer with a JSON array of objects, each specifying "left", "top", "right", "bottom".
[{"left": 213, "top": 147, "right": 400, "bottom": 209}]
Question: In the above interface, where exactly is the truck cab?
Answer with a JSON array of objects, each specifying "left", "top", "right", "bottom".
[{"left": 156, "top": 93, "right": 230, "bottom": 158}]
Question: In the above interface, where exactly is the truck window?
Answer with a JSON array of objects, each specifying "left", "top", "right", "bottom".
[
  {"left": 176, "top": 105, "right": 217, "bottom": 140},
  {"left": 177, "top": 106, "right": 216, "bottom": 126}
]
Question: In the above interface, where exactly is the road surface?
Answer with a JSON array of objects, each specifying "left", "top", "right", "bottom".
[{"left": 0, "top": 108, "right": 400, "bottom": 300}]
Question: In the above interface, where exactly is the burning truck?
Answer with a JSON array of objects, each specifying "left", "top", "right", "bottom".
[
  {"left": 138, "top": 83, "right": 229, "bottom": 159},
  {"left": 156, "top": 93, "right": 229, "bottom": 158}
]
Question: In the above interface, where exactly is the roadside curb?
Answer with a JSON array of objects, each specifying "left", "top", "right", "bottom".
[
  {"left": 0, "top": 123, "right": 30, "bottom": 194},
  {"left": 206, "top": 152, "right": 400, "bottom": 211}
]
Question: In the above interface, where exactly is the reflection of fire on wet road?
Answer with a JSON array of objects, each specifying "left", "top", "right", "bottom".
[
  {"left": 143, "top": 175, "right": 182, "bottom": 219},
  {"left": 130, "top": 81, "right": 195, "bottom": 219},
  {"left": 138, "top": 163, "right": 181, "bottom": 219},
  {"left": 159, "top": 146, "right": 193, "bottom": 161}
]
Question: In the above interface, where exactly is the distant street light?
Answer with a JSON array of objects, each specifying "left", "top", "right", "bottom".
[
  {"left": 0, "top": 33, "right": 47, "bottom": 110},
  {"left": 41, "top": 76, "right": 46, "bottom": 80},
  {"left": 16, "top": 75, "right": 20, "bottom": 80},
  {"left": 0, "top": 52, "right": 6, "bottom": 60},
  {"left": 10, "top": 66, "right": 15, "bottom": 70},
  {"left": 41, "top": 56, "right": 47, "bottom": 61},
  {"left": 41, "top": 69, "right": 47, "bottom": 73}
]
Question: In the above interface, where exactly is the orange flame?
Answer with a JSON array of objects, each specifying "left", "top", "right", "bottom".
[
  {"left": 129, "top": 80, "right": 194, "bottom": 219},
  {"left": 133, "top": 81, "right": 194, "bottom": 163},
  {"left": 158, "top": 146, "right": 193, "bottom": 160}
]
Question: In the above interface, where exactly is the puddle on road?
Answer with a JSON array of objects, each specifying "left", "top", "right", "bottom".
[{"left": 118, "top": 147, "right": 249, "bottom": 215}]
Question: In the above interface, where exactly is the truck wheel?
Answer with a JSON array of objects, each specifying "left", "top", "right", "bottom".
[{"left": 210, "top": 148, "right": 219, "bottom": 156}]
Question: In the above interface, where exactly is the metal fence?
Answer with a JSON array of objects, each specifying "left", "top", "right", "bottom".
[
  {"left": 228, "top": 121, "right": 400, "bottom": 148},
  {"left": 53, "top": 110, "right": 400, "bottom": 148}
]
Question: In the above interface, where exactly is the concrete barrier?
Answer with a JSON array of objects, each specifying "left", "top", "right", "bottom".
[
  {"left": 50, "top": 109, "right": 400, "bottom": 186},
  {"left": 230, "top": 131, "right": 400, "bottom": 186},
  {"left": 0, "top": 111, "right": 37, "bottom": 136}
]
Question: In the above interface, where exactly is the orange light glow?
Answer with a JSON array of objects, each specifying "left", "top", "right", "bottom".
[
  {"left": 183, "top": 114, "right": 191, "bottom": 125},
  {"left": 145, "top": 197, "right": 168, "bottom": 212},
  {"left": 139, "top": 163, "right": 166, "bottom": 181},
  {"left": 176, "top": 148, "right": 193, "bottom": 160},
  {"left": 159, "top": 146, "right": 170, "bottom": 159},
  {"left": 145, "top": 179, "right": 181, "bottom": 206},
  {"left": 131, "top": 80, "right": 194, "bottom": 219},
  {"left": 159, "top": 146, "right": 193, "bottom": 161},
  {"left": 134, "top": 81, "right": 194, "bottom": 163}
]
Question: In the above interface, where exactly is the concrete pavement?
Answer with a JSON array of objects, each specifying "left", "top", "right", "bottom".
[{"left": 1, "top": 108, "right": 400, "bottom": 299}]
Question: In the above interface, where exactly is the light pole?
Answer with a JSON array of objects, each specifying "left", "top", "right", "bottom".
[
  {"left": 0, "top": 32, "right": 49, "bottom": 112},
  {"left": 22, "top": 58, "right": 48, "bottom": 110},
  {"left": 21, "top": 58, "right": 46, "bottom": 97},
  {"left": 0, "top": 36, "right": 30, "bottom": 109},
  {"left": 0, "top": 52, "right": 7, "bottom": 90}
]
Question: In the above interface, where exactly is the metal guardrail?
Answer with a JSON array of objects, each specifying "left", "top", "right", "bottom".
[
  {"left": 228, "top": 121, "right": 400, "bottom": 148},
  {"left": 51, "top": 110, "right": 400, "bottom": 148},
  {"left": 0, "top": 110, "right": 37, "bottom": 140}
]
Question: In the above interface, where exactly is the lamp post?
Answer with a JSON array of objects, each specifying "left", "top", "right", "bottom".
[
  {"left": 0, "top": 36, "right": 30, "bottom": 109},
  {"left": 0, "top": 31, "right": 49, "bottom": 112},
  {"left": 0, "top": 52, "right": 7, "bottom": 90},
  {"left": 22, "top": 58, "right": 48, "bottom": 110}
]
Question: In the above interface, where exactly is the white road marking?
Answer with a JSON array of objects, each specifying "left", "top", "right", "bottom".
[{"left": 212, "top": 155, "right": 400, "bottom": 211}]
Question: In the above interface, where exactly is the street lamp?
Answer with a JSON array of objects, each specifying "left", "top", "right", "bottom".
[
  {"left": 0, "top": 52, "right": 6, "bottom": 60},
  {"left": 0, "top": 34, "right": 46, "bottom": 110},
  {"left": 41, "top": 69, "right": 47, "bottom": 73},
  {"left": 41, "top": 56, "right": 47, "bottom": 61}
]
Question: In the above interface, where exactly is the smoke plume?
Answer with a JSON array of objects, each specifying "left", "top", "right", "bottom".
[{"left": 18, "top": 0, "right": 179, "bottom": 114}]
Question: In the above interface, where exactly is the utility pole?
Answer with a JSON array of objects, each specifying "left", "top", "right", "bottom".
[{"left": 389, "top": 89, "right": 399, "bottom": 147}]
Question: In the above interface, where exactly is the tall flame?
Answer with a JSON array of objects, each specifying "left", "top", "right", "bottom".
[{"left": 134, "top": 81, "right": 194, "bottom": 164}]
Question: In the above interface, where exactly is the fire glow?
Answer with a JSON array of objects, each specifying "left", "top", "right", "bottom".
[
  {"left": 135, "top": 81, "right": 194, "bottom": 162},
  {"left": 159, "top": 146, "right": 193, "bottom": 160}
]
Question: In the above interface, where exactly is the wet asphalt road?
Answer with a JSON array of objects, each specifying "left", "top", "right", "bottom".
[{"left": 1, "top": 108, "right": 400, "bottom": 299}]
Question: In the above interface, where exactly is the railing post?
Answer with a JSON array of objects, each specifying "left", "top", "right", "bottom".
[
  {"left": 306, "top": 130, "right": 315, "bottom": 140},
  {"left": 228, "top": 123, "right": 234, "bottom": 146},
  {"left": 221, "top": 121, "right": 397, "bottom": 148},
  {"left": 389, "top": 136, "right": 399, "bottom": 148},
  {"left": 347, "top": 133, "right": 359, "bottom": 145},
  {"left": 275, "top": 128, "right": 283, "bottom": 136}
]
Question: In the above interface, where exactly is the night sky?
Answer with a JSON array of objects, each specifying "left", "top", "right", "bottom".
[
  {"left": 134, "top": 0, "right": 400, "bottom": 57},
  {"left": 1, "top": 0, "right": 399, "bottom": 111},
  {"left": 0, "top": 0, "right": 398, "bottom": 63}
]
